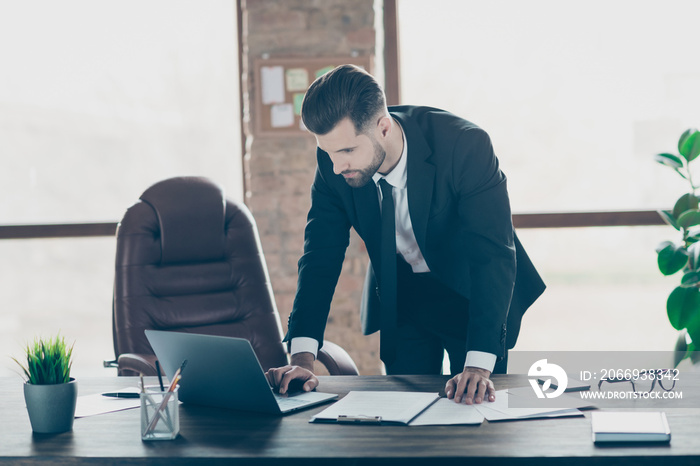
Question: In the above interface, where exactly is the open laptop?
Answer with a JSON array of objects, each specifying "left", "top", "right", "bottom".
[{"left": 145, "top": 330, "right": 337, "bottom": 415}]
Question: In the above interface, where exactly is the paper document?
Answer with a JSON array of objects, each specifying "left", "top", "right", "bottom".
[
  {"left": 408, "top": 398, "right": 484, "bottom": 426},
  {"left": 311, "top": 391, "right": 439, "bottom": 425},
  {"left": 74, "top": 389, "right": 141, "bottom": 418},
  {"left": 507, "top": 386, "right": 595, "bottom": 410},
  {"left": 261, "top": 66, "right": 285, "bottom": 105},
  {"left": 474, "top": 389, "right": 583, "bottom": 421}
]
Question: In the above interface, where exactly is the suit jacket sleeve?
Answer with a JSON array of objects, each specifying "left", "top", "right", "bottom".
[
  {"left": 453, "top": 127, "right": 516, "bottom": 359},
  {"left": 283, "top": 150, "right": 351, "bottom": 347}
]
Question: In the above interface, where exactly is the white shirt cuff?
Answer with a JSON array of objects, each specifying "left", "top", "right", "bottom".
[
  {"left": 290, "top": 337, "right": 319, "bottom": 359},
  {"left": 464, "top": 351, "right": 497, "bottom": 373}
]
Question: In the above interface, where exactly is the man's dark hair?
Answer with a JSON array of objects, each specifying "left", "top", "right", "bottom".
[{"left": 301, "top": 64, "right": 386, "bottom": 136}]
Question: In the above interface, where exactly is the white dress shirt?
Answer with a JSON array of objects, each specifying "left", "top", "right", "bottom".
[{"left": 292, "top": 122, "right": 496, "bottom": 373}]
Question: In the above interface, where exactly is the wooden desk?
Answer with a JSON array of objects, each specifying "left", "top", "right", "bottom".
[{"left": 1, "top": 375, "right": 699, "bottom": 465}]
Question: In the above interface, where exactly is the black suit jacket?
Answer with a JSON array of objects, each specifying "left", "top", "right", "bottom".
[{"left": 285, "top": 105, "right": 545, "bottom": 359}]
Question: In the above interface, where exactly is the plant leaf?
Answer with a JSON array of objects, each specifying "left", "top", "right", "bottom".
[
  {"left": 679, "top": 129, "right": 693, "bottom": 152},
  {"left": 657, "top": 242, "right": 689, "bottom": 275},
  {"left": 17, "top": 334, "right": 74, "bottom": 385},
  {"left": 689, "top": 242, "right": 700, "bottom": 270},
  {"left": 659, "top": 210, "right": 680, "bottom": 230},
  {"left": 678, "top": 210, "right": 700, "bottom": 229},
  {"left": 673, "top": 193, "right": 700, "bottom": 220},
  {"left": 667, "top": 286, "right": 700, "bottom": 332},
  {"left": 654, "top": 152, "right": 684, "bottom": 169},
  {"left": 679, "top": 129, "right": 700, "bottom": 162},
  {"left": 682, "top": 271, "right": 700, "bottom": 287}
]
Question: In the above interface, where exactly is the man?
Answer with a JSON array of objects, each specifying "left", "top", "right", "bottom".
[{"left": 266, "top": 64, "right": 545, "bottom": 404}]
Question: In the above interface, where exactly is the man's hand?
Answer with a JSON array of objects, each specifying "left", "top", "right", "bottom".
[
  {"left": 264, "top": 352, "right": 318, "bottom": 395},
  {"left": 445, "top": 366, "right": 495, "bottom": 404}
]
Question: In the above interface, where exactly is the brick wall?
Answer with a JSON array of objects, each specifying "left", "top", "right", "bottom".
[{"left": 240, "top": 0, "right": 382, "bottom": 374}]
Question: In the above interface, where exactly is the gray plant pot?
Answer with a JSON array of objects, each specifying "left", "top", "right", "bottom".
[{"left": 23, "top": 378, "right": 77, "bottom": 433}]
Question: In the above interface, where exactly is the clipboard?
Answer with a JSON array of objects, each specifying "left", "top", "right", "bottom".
[{"left": 310, "top": 391, "right": 440, "bottom": 425}]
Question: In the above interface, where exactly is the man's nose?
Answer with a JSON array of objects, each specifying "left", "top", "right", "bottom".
[{"left": 332, "top": 157, "right": 349, "bottom": 175}]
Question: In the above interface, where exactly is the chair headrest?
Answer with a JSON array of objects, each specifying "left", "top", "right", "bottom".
[{"left": 140, "top": 177, "right": 226, "bottom": 265}]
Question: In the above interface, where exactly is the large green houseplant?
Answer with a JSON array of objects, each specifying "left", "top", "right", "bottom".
[
  {"left": 12, "top": 334, "right": 77, "bottom": 433},
  {"left": 654, "top": 129, "right": 700, "bottom": 364}
]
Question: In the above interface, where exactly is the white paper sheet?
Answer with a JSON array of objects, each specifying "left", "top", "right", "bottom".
[
  {"left": 474, "top": 389, "right": 583, "bottom": 421},
  {"left": 408, "top": 398, "right": 484, "bottom": 426},
  {"left": 270, "top": 103, "right": 294, "bottom": 128},
  {"left": 74, "top": 390, "right": 141, "bottom": 418},
  {"left": 506, "top": 386, "right": 595, "bottom": 410},
  {"left": 261, "top": 66, "right": 285, "bottom": 105}
]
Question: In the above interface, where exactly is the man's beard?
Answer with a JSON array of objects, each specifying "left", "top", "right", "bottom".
[{"left": 342, "top": 139, "right": 386, "bottom": 188}]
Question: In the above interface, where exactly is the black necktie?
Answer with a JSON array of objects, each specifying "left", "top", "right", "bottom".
[{"left": 378, "top": 178, "right": 397, "bottom": 365}]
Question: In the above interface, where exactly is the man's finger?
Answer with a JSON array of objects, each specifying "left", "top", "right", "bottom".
[
  {"left": 266, "top": 365, "right": 291, "bottom": 389},
  {"left": 454, "top": 374, "right": 469, "bottom": 403},
  {"left": 473, "top": 379, "right": 488, "bottom": 404},
  {"left": 445, "top": 377, "right": 457, "bottom": 399},
  {"left": 303, "top": 378, "right": 319, "bottom": 392},
  {"left": 463, "top": 375, "right": 479, "bottom": 405},
  {"left": 278, "top": 369, "right": 297, "bottom": 394},
  {"left": 486, "top": 380, "right": 496, "bottom": 402}
]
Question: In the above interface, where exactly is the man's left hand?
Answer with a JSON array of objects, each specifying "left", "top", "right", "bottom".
[{"left": 445, "top": 367, "right": 495, "bottom": 404}]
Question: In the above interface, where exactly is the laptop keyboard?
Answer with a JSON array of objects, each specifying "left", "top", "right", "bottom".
[{"left": 274, "top": 393, "right": 312, "bottom": 410}]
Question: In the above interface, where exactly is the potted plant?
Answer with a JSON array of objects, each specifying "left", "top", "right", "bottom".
[
  {"left": 654, "top": 129, "right": 700, "bottom": 366},
  {"left": 12, "top": 334, "right": 77, "bottom": 433}
]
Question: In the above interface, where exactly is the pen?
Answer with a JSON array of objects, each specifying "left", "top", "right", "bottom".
[
  {"left": 156, "top": 360, "right": 165, "bottom": 391},
  {"left": 102, "top": 392, "right": 141, "bottom": 399}
]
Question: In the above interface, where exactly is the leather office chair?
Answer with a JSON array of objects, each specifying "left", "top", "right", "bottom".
[{"left": 108, "top": 176, "right": 358, "bottom": 377}]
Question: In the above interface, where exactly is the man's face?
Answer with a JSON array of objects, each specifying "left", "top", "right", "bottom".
[{"left": 314, "top": 118, "right": 386, "bottom": 188}]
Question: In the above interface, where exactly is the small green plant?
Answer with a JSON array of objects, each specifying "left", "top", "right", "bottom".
[
  {"left": 12, "top": 335, "right": 74, "bottom": 385},
  {"left": 654, "top": 129, "right": 700, "bottom": 362}
]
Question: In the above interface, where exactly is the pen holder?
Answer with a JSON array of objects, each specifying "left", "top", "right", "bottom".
[{"left": 140, "top": 386, "right": 179, "bottom": 441}]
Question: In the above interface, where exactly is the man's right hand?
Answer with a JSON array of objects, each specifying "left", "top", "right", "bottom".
[{"left": 264, "top": 352, "right": 318, "bottom": 395}]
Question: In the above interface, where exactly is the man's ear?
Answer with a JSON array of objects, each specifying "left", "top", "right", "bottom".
[{"left": 377, "top": 115, "right": 392, "bottom": 139}]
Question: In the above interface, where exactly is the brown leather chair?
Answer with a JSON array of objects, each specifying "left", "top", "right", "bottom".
[{"left": 109, "top": 176, "right": 358, "bottom": 376}]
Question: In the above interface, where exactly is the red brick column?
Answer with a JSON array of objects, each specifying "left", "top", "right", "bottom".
[{"left": 240, "top": 0, "right": 381, "bottom": 374}]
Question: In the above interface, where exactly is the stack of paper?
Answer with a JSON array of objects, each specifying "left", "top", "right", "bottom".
[
  {"left": 473, "top": 389, "right": 586, "bottom": 421},
  {"left": 409, "top": 398, "right": 485, "bottom": 426}
]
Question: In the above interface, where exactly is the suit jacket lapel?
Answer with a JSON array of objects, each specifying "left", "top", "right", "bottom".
[{"left": 392, "top": 112, "right": 435, "bottom": 253}]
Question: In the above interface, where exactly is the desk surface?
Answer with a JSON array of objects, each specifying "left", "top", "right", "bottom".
[{"left": 1, "top": 375, "right": 699, "bottom": 465}]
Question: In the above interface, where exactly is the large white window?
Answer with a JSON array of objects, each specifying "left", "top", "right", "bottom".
[
  {"left": 1, "top": 0, "right": 242, "bottom": 225},
  {"left": 398, "top": 0, "right": 700, "bottom": 213},
  {"left": 398, "top": 0, "right": 693, "bottom": 354},
  {"left": 1, "top": 1, "right": 241, "bottom": 376}
]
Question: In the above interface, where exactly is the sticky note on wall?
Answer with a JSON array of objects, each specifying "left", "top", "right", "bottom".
[
  {"left": 271, "top": 103, "right": 294, "bottom": 128},
  {"left": 286, "top": 68, "right": 309, "bottom": 92}
]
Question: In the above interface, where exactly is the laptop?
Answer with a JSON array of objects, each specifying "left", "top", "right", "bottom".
[{"left": 144, "top": 330, "right": 337, "bottom": 415}]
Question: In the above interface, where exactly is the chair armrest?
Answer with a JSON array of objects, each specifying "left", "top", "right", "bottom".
[
  {"left": 317, "top": 340, "right": 359, "bottom": 376},
  {"left": 117, "top": 353, "right": 158, "bottom": 377}
]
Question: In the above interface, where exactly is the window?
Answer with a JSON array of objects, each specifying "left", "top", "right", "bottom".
[
  {"left": 398, "top": 0, "right": 690, "bottom": 355},
  {"left": 0, "top": 1, "right": 242, "bottom": 225},
  {"left": 398, "top": 0, "right": 700, "bottom": 212},
  {"left": 1, "top": 1, "right": 241, "bottom": 376}
]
